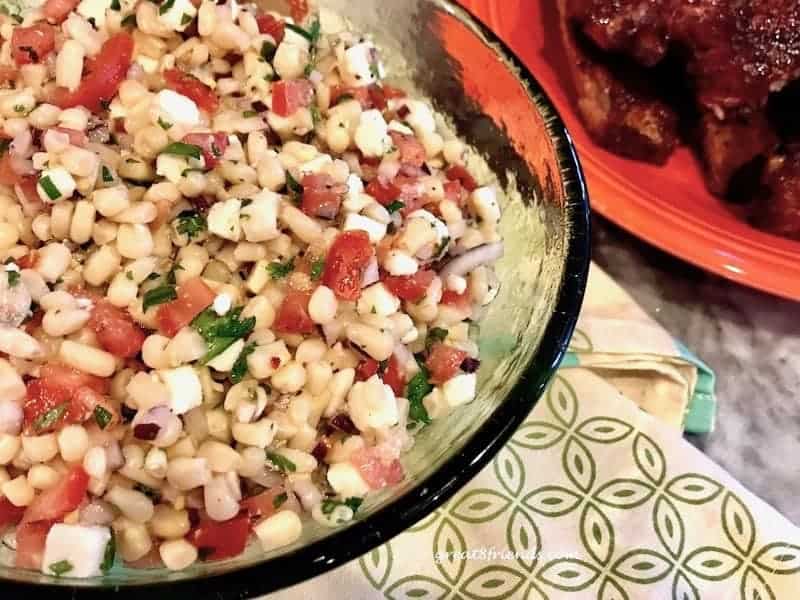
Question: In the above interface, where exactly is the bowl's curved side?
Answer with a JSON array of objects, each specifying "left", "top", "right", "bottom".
[{"left": 0, "top": 2, "right": 590, "bottom": 597}]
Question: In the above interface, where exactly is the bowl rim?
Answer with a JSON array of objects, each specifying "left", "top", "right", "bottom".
[{"left": 2, "top": 2, "right": 591, "bottom": 597}]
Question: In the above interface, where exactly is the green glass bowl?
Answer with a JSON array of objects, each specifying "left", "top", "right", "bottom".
[{"left": 0, "top": 0, "right": 590, "bottom": 596}]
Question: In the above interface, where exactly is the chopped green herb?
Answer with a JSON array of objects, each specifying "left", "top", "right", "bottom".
[
  {"left": 142, "top": 285, "right": 177, "bottom": 312},
  {"left": 180, "top": 12, "right": 192, "bottom": 25},
  {"left": 285, "top": 19, "right": 320, "bottom": 43},
  {"left": 425, "top": 327, "right": 448, "bottom": 351},
  {"left": 146, "top": 272, "right": 161, "bottom": 281},
  {"left": 285, "top": 170, "right": 303, "bottom": 204},
  {"left": 159, "top": 0, "right": 175, "bottom": 15},
  {"left": 165, "top": 262, "right": 184, "bottom": 286},
  {"left": 33, "top": 403, "right": 68, "bottom": 432},
  {"left": 110, "top": 0, "right": 120, "bottom": 10},
  {"left": 175, "top": 210, "right": 206, "bottom": 240},
  {"left": 121, "top": 14, "right": 137, "bottom": 27},
  {"left": 310, "top": 259, "right": 325, "bottom": 281},
  {"left": 266, "top": 451, "right": 296, "bottom": 473},
  {"left": 191, "top": 307, "right": 256, "bottom": 365},
  {"left": 321, "top": 496, "right": 363, "bottom": 516},
  {"left": 242, "top": 110, "right": 257, "bottom": 118},
  {"left": 260, "top": 41, "right": 277, "bottom": 62},
  {"left": 267, "top": 258, "right": 294, "bottom": 280},
  {"left": 101, "top": 165, "right": 114, "bottom": 183},
  {"left": 386, "top": 200, "right": 405, "bottom": 214},
  {"left": 435, "top": 235, "right": 451, "bottom": 258},
  {"left": 13, "top": 103, "right": 25, "bottom": 113},
  {"left": 6, "top": 270, "right": 19, "bottom": 287},
  {"left": 161, "top": 142, "right": 202, "bottom": 161},
  {"left": 157, "top": 117, "right": 172, "bottom": 130},
  {"left": 310, "top": 104, "right": 321, "bottom": 126},
  {"left": 369, "top": 61, "right": 381, "bottom": 80},
  {"left": 125, "top": 271, "right": 133, "bottom": 281},
  {"left": 94, "top": 405, "right": 113, "bottom": 429},
  {"left": 344, "top": 496, "right": 364, "bottom": 513},
  {"left": 230, "top": 342, "right": 256, "bottom": 384},
  {"left": 272, "top": 492, "right": 288, "bottom": 509},
  {"left": 48, "top": 560, "right": 73, "bottom": 577},
  {"left": 406, "top": 368, "right": 432, "bottom": 425},
  {"left": 101, "top": 534, "right": 115, "bottom": 573},
  {"left": 38, "top": 175, "right": 60, "bottom": 201}
]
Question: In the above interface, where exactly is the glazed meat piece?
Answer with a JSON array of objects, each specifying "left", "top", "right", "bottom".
[
  {"left": 566, "top": 0, "right": 670, "bottom": 67},
  {"left": 697, "top": 111, "right": 777, "bottom": 196},
  {"left": 758, "top": 151, "right": 800, "bottom": 239},
  {"left": 558, "top": 0, "right": 679, "bottom": 164}
]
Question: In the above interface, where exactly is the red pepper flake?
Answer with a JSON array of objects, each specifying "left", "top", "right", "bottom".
[
  {"left": 270, "top": 356, "right": 281, "bottom": 369},
  {"left": 311, "top": 438, "right": 331, "bottom": 462},
  {"left": 330, "top": 414, "right": 359, "bottom": 435},
  {"left": 133, "top": 423, "right": 160, "bottom": 441}
]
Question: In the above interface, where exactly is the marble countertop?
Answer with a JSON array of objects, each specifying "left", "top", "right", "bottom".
[{"left": 592, "top": 215, "right": 800, "bottom": 524}]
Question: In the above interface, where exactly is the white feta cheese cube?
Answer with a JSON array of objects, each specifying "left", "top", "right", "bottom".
[
  {"left": 442, "top": 373, "right": 477, "bottom": 408},
  {"left": 387, "top": 120, "right": 414, "bottom": 136},
  {"left": 357, "top": 282, "right": 400, "bottom": 317},
  {"left": 207, "top": 198, "right": 242, "bottom": 241},
  {"left": 343, "top": 174, "right": 371, "bottom": 213},
  {"left": 76, "top": 0, "right": 112, "bottom": 30},
  {"left": 241, "top": 190, "right": 280, "bottom": 242},
  {"left": 354, "top": 109, "right": 392, "bottom": 158},
  {"left": 343, "top": 212, "right": 386, "bottom": 243},
  {"left": 347, "top": 374, "right": 398, "bottom": 431},
  {"left": 158, "top": 0, "right": 197, "bottom": 32},
  {"left": 445, "top": 274, "right": 468, "bottom": 294},
  {"left": 156, "top": 154, "right": 190, "bottom": 184},
  {"left": 282, "top": 27, "right": 311, "bottom": 50},
  {"left": 159, "top": 366, "right": 203, "bottom": 415},
  {"left": 155, "top": 90, "right": 200, "bottom": 127},
  {"left": 383, "top": 249, "right": 418, "bottom": 276},
  {"left": 37, "top": 167, "right": 76, "bottom": 203},
  {"left": 326, "top": 462, "right": 370, "bottom": 497},
  {"left": 206, "top": 339, "right": 245, "bottom": 372},
  {"left": 42, "top": 524, "right": 111, "bottom": 578},
  {"left": 340, "top": 42, "right": 378, "bottom": 87},
  {"left": 422, "top": 388, "right": 450, "bottom": 420},
  {"left": 470, "top": 186, "right": 501, "bottom": 224}
]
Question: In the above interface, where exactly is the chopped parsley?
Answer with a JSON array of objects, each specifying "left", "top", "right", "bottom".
[
  {"left": 6, "top": 270, "right": 19, "bottom": 287},
  {"left": 121, "top": 14, "right": 137, "bottom": 27},
  {"left": 272, "top": 492, "right": 288, "bottom": 509},
  {"left": 142, "top": 284, "right": 177, "bottom": 312},
  {"left": 230, "top": 342, "right": 256, "bottom": 384},
  {"left": 425, "top": 327, "right": 449, "bottom": 351},
  {"left": 126, "top": 271, "right": 134, "bottom": 281},
  {"left": 435, "top": 235, "right": 451, "bottom": 258},
  {"left": 33, "top": 403, "right": 68, "bottom": 433},
  {"left": 159, "top": 0, "right": 175, "bottom": 15},
  {"left": 406, "top": 368, "right": 432, "bottom": 425},
  {"left": 101, "top": 534, "right": 115, "bottom": 573},
  {"left": 242, "top": 110, "right": 258, "bottom": 118},
  {"left": 191, "top": 307, "right": 256, "bottom": 365},
  {"left": 175, "top": 210, "right": 206, "bottom": 240},
  {"left": 266, "top": 451, "right": 296, "bottom": 473},
  {"left": 285, "top": 170, "right": 303, "bottom": 203},
  {"left": 180, "top": 12, "right": 192, "bottom": 25},
  {"left": 267, "top": 258, "right": 294, "bottom": 280},
  {"left": 321, "top": 496, "right": 364, "bottom": 516},
  {"left": 157, "top": 117, "right": 172, "bottom": 130},
  {"left": 161, "top": 142, "right": 202, "bottom": 161},
  {"left": 369, "top": 60, "right": 381, "bottom": 80},
  {"left": 310, "top": 259, "right": 325, "bottom": 281},
  {"left": 101, "top": 165, "right": 114, "bottom": 183},
  {"left": 110, "top": 0, "right": 121, "bottom": 9},
  {"left": 310, "top": 104, "right": 321, "bottom": 126},
  {"left": 48, "top": 559, "right": 73, "bottom": 577},
  {"left": 260, "top": 41, "right": 277, "bottom": 62},
  {"left": 38, "top": 175, "right": 60, "bottom": 201},
  {"left": 285, "top": 19, "right": 320, "bottom": 43},
  {"left": 94, "top": 405, "right": 113, "bottom": 429},
  {"left": 386, "top": 200, "right": 405, "bottom": 214}
]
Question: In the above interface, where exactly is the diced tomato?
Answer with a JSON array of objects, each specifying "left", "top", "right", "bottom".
[
  {"left": 322, "top": 230, "right": 375, "bottom": 301},
  {"left": 366, "top": 178, "right": 401, "bottom": 206},
  {"left": 300, "top": 173, "right": 347, "bottom": 219},
  {"left": 188, "top": 513, "right": 250, "bottom": 561},
  {"left": 256, "top": 13, "right": 285, "bottom": 42},
  {"left": 182, "top": 132, "right": 229, "bottom": 170},
  {"left": 51, "top": 33, "right": 133, "bottom": 113},
  {"left": 389, "top": 131, "right": 426, "bottom": 168},
  {"left": 350, "top": 447, "right": 404, "bottom": 489},
  {"left": 0, "top": 65, "right": 18, "bottom": 84},
  {"left": 51, "top": 127, "right": 87, "bottom": 147},
  {"left": 156, "top": 277, "right": 216, "bottom": 337},
  {"left": 444, "top": 180, "right": 467, "bottom": 206},
  {"left": 355, "top": 358, "right": 379, "bottom": 382},
  {"left": 382, "top": 355, "right": 406, "bottom": 396},
  {"left": 381, "top": 85, "right": 407, "bottom": 101},
  {"left": 39, "top": 364, "right": 110, "bottom": 395},
  {"left": 22, "top": 466, "right": 89, "bottom": 525},
  {"left": 15, "top": 521, "right": 50, "bottom": 569},
  {"left": 89, "top": 301, "right": 146, "bottom": 358},
  {"left": 426, "top": 344, "right": 468, "bottom": 384},
  {"left": 42, "top": 0, "right": 80, "bottom": 23},
  {"left": 445, "top": 165, "right": 478, "bottom": 192},
  {"left": 271, "top": 79, "right": 314, "bottom": 117},
  {"left": 330, "top": 85, "right": 371, "bottom": 109},
  {"left": 15, "top": 176, "right": 43, "bottom": 217},
  {"left": 164, "top": 68, "right": 219, "bottom": 114},
  {"left": 11, "top": 24, "right": 55, "bottom": 66},
  {"left": 0, "top": 153, "right": 23, "bottom": 186},
  {"left": 288, "top": 0, "right": 309, "bottom": 23},
  {"left": 0, "top": 497, "right": 25, "bottom": 529},
  {"left": 17, "top": 249, "right": 38, "bottom": 270},
  {"left": 330, "top": 84, "right": 405, "bottom": 111},
  {"left": 381, "top": 270, "right": 435, "bottom": 302},
  {"left": 23, "top": 365, "right": 109, "bottom": 433},
  {"left": 274, "top": 292, "right": 314, "bottom": 334},
  {"left": 240, "top": 486, "right": 290, "bottom": 521},
  {"left": 441, "top": 289, "right": 471, "bottom": 311}
]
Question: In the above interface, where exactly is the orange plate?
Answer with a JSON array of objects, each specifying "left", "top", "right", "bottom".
[{"left": 461, "top": 0, "right": 800, "bottom": 300}]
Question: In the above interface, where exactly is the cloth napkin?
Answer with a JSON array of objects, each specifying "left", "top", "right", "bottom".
[{"left": 263, "top": 264, "right": 799, "bottom": 599}]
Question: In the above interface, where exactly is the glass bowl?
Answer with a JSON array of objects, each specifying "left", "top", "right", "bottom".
[{"left": 0, "top": 0, "right": 590, "bottom": 596}]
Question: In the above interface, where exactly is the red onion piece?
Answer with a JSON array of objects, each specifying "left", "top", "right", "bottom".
[
  {"left": 247, "top": 468, "right": 284, "bottom": 489},
  {"left": 10, "top": 130, "right": 32, "bottom": 159},
  {"left": 438, "top": 242, "right": 504, "bottom": 280},
  {"left": 105, "top": 441, "right": 124, "bottom": 471},
  {"left": 0, "top": 400, "right": 22, "bottom": 435},
  {"left": 377, "top": 158, "right": 400, "bottom": 184},
  {"left": 291, "top": 478, "right": 321, "bottom": 512},
  {"left": 9, "top": 154, "right": 33, "bottom": 176},
  {"left": 133, "top": 405, "right": 182, "bottom": 447},
  {"left": 126, "top": 62, "right": 144, "bottom": 81},
  {"left": 361, "top": 257, "right": 379, "bottom": 287}
]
